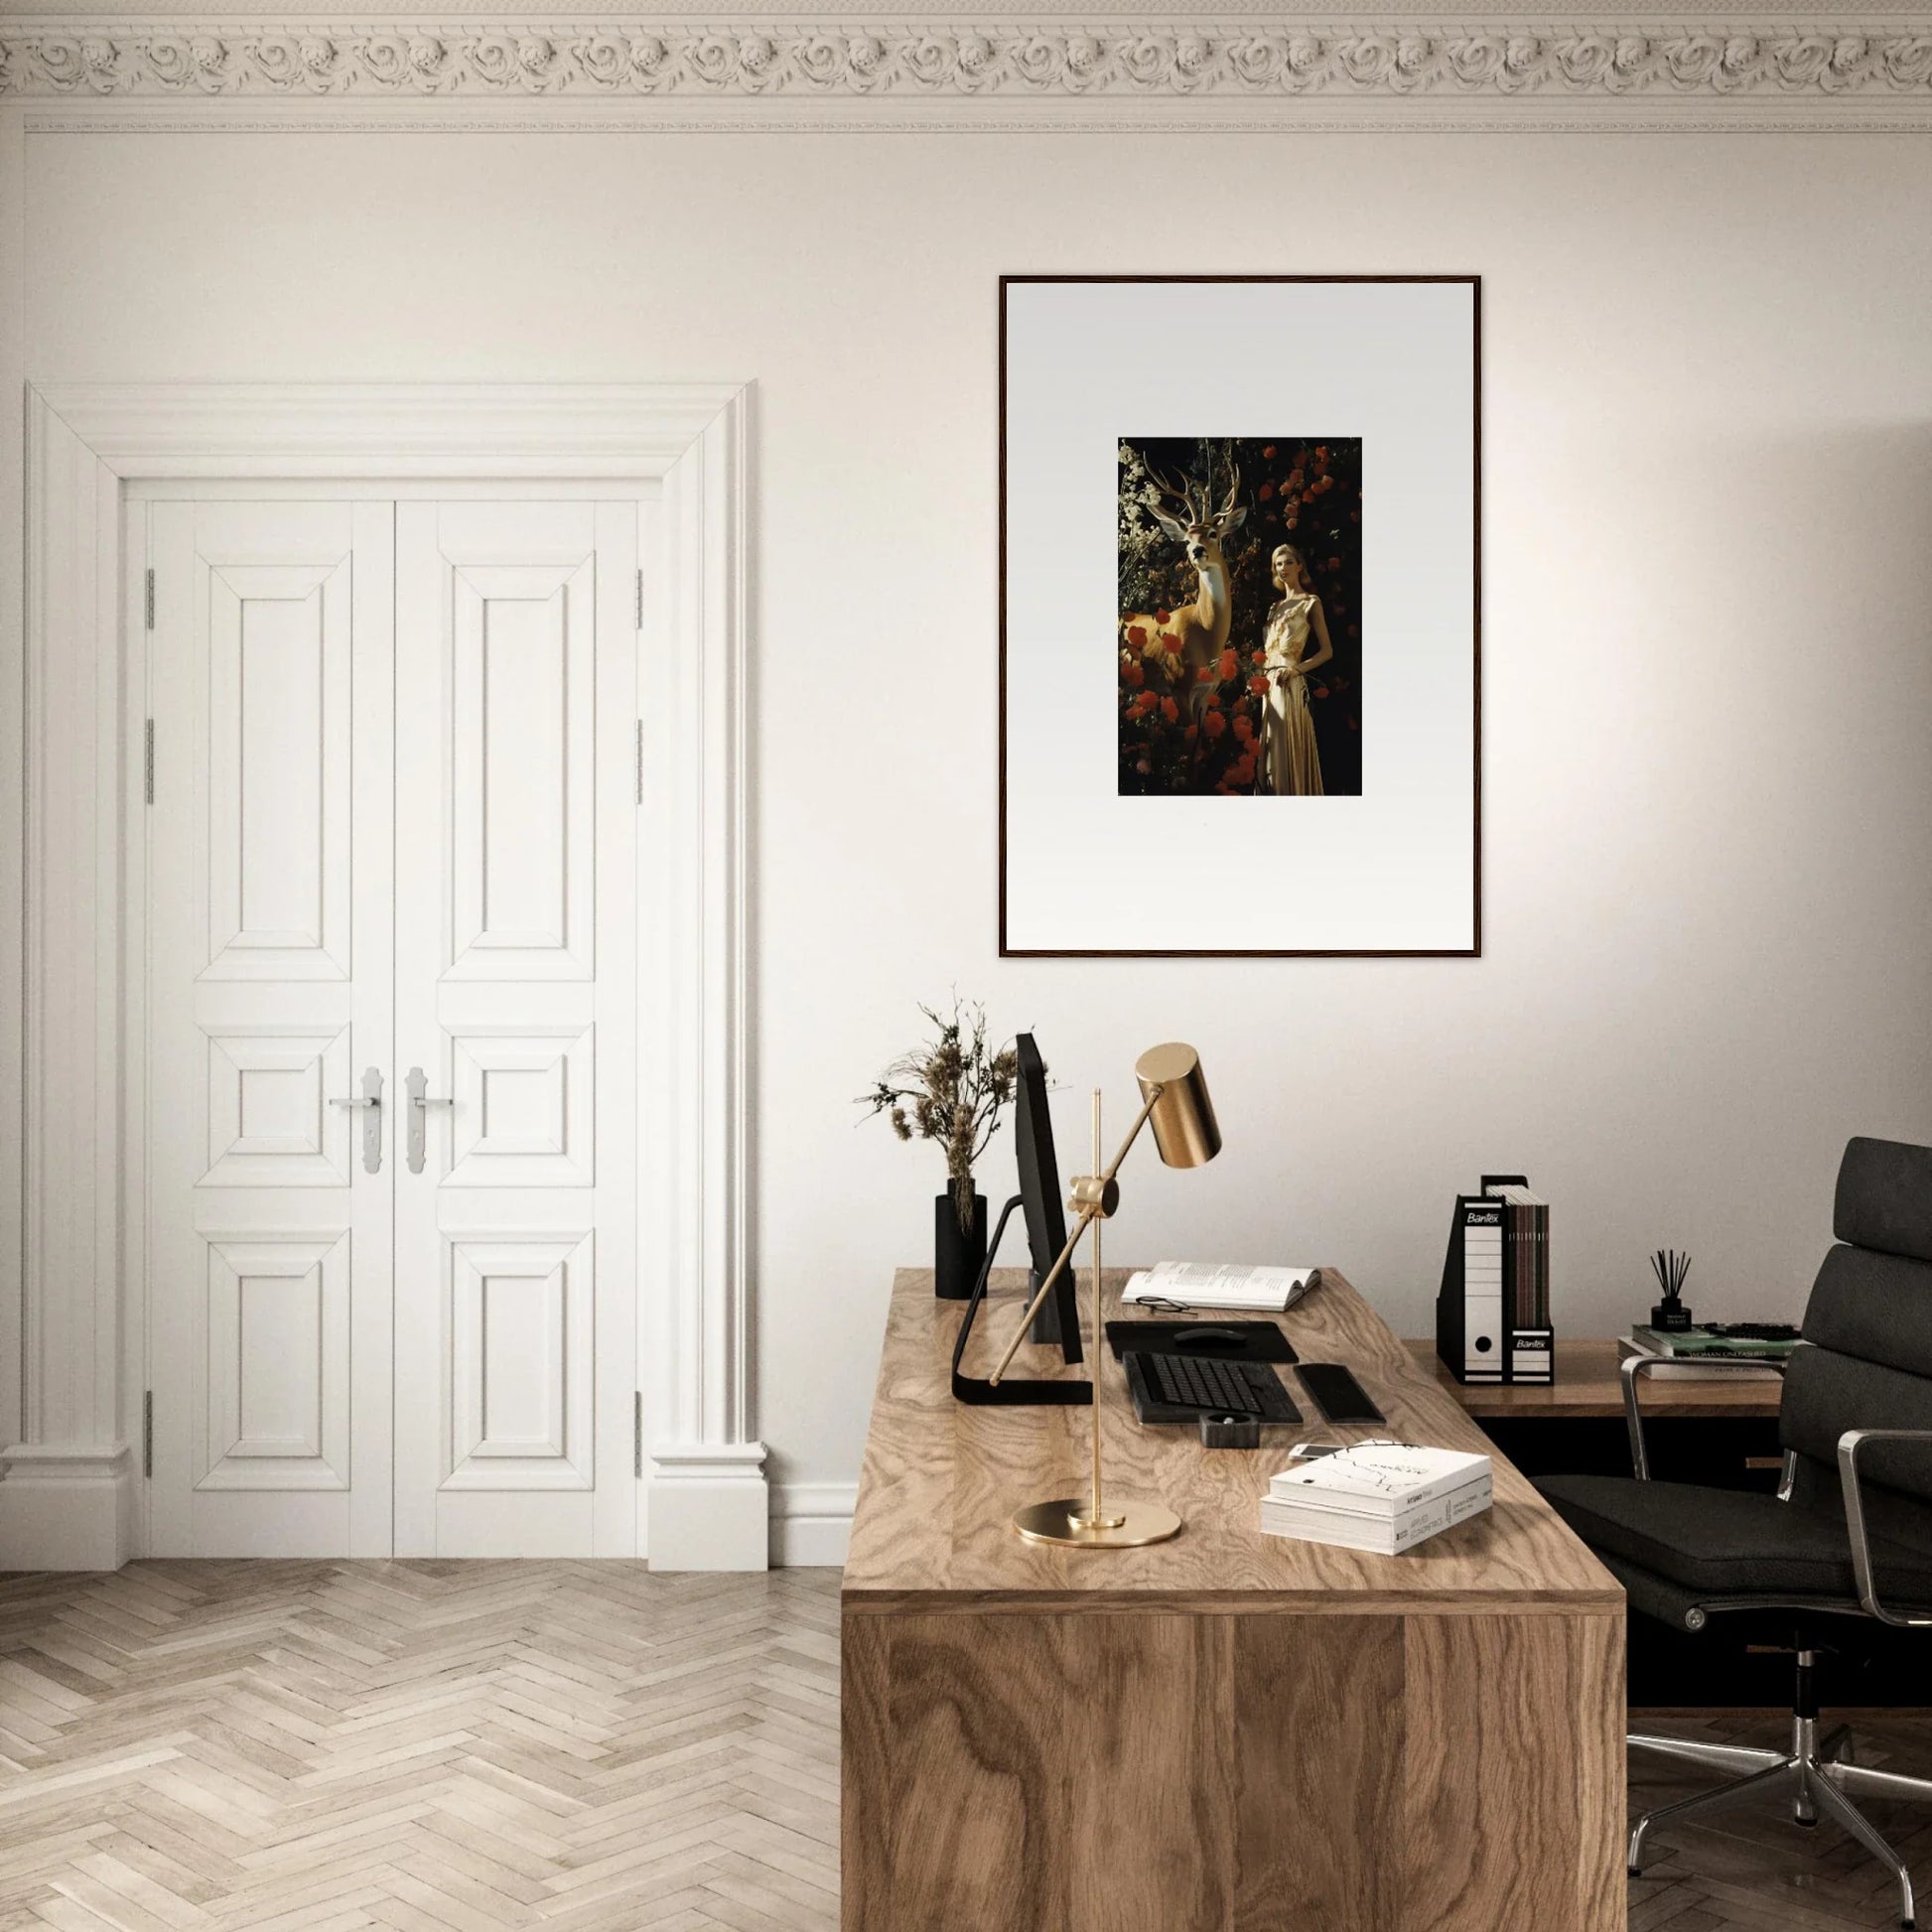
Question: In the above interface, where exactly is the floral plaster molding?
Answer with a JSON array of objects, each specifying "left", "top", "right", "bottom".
[
  {"left": 5, "top": 19, "right": 1932, "bottom": 109},
  {"left": 5, "top": 18, "right": 1932, "bottom": 129}
]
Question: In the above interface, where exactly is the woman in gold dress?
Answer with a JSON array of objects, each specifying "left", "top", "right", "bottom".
[{"left": 1260, "top": 544, "right": 1334, "bottom": 797}]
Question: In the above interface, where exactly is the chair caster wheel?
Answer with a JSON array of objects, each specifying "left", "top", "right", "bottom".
[
  {"left": 1795, "top": 1816, "right": 1818, "bottom": 1829},
  {"left": 1628, "top": 1868, "right": 1641, "bottom": 1878}
]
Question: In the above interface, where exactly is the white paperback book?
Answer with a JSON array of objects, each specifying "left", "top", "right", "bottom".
[
  {"left": 1260, "top": 1444, "right": 1493, "bottom": 1555},
  {"left": 1259, "top": 1479, "right": 1492, "bottom": 1556},
  {"left": 1268, "top": 1443, "right": 1490, "bottom": 1515},
  {"left": 1121, "top": 1261, "right": 1317, "bottom": 1312}
]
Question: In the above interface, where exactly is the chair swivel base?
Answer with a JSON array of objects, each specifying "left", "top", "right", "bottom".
[{"left": 1629, "top": 1716, "right": 1932, "bottom": 1930}]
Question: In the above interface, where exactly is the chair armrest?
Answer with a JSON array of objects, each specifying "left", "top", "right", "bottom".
[
  {"left": 1837, "top": 1429, "right": 1932, "bottom": 1627},
  {"left": 1621, "top": 1351, "right": 1788, "bottom": 1481}
]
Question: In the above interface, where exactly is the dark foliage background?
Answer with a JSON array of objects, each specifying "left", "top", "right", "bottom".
[{"left": 1118, "top": 435, "right": 1362, "bottom": 796}]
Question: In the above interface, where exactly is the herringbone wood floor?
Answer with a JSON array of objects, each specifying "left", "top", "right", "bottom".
[{"left": 1, "top": 1564, "right": 1928, "bottom": 1929}]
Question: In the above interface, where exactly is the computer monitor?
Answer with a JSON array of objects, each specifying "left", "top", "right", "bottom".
[
  {"left": 1014, "top": 1034, "right": 1083, "bottom": 1363},
  {"left": 948, "top": 1032, "right": 1090, "bottom": 1405}
]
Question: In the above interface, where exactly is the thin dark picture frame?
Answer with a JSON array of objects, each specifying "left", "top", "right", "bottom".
[{"left": 997, "top": 272, "right": 1482, "bottom": 959}]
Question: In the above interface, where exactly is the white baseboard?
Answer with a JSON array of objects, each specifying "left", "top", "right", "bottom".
[
  {"left": 0, "top": 1444, "right": 136, "bottom": 1571},
  {"left": 646, "top": 1443, "right": 769, "bottom": 1571},
  {"left": 770, "top": 1480, "right": 855, "bottom": 1568}
]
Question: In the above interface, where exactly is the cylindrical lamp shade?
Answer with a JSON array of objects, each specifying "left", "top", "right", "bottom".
[{"left": 1134, "top": 1042, "right": 1221, "bottom": 1169}]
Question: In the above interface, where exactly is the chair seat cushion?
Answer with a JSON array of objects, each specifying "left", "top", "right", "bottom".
[{"left": 1536, "top": 1473, "right": 1932, "bottom": 1602}]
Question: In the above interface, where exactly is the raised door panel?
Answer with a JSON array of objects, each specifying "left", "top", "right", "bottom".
[
  {"left": 394, "top": 500, "right": 637, "bottom": 1559},
  {"left": 203, "top": 562, "right": 351, "bottom": 980},
  {"left": 146, "top": 499, "right": 394, "bottom": 1559},
  {"left": 446, "top": 1232, "right": 593, "bottom": 1489},
  {"left": 449, "top": 563, "right": 595, "bottom": 980},
  {"left": 199, "top": 1232, "right": 350, "bottom": 1491},
  {"left": 202, "top": 1026, "right": 352, "bottom": 1187}
]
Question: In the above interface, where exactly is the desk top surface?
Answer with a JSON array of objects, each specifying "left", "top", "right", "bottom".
[
  {"left": 843, "top": 1268, "right": 1621, "bottom": 1615},
  {"left": 1408, "top": 1337, "right": 1785, "bottom": 1420}
]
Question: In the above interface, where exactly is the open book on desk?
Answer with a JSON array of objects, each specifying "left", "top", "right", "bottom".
[{"left": 1121, "top": 1261, "right": 1319, "bottom": 1313}]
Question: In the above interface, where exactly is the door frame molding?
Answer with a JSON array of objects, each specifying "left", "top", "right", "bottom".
[{"left": 4, "top": 381, "right": 764, "bottom": 1571}]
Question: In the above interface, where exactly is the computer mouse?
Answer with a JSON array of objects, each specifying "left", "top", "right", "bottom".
[{"left": 1173, "top": 1325, "right": 1247, "bottom": 1349}]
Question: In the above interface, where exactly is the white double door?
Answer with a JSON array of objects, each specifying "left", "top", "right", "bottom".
[{"left": 146, "top": 494, "right": 639, "bottom": 1557}]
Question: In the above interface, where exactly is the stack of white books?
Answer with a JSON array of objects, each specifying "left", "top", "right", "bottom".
[
  {"left": 1121, "top": 1260, "right": 1317, "bottom": 1312},
  {"left": 1260, "top": 1444, "right": 1493, "bottom": 1555}
]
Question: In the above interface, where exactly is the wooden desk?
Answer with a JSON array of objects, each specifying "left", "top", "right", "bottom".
[
  {"left": 1407, "top": 1336, "right": 1785, "bottom": 1420},
  {"left": 843, "top": 1269, "right": 1625, "bottom": 1932}
]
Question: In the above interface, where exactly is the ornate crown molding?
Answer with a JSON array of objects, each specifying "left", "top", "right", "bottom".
[{"left": 4, "top": 17, "right": 1932, "bottom": 114}]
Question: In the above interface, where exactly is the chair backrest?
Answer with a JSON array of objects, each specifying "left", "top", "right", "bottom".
[{"left": 1780, "top": 1138, "right": 1932, "bottom": 1533}]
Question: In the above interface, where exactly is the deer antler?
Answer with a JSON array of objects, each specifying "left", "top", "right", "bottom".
[
  {"left": 1218, "top": 467, "right": 1242, "bottom": 519},
  {"left": 1143, "top": 461, "right": 1195, "bottom": 523}
]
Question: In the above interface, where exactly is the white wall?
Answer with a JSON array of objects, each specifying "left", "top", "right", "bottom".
[{"left": 18, "top": 126, "right": 1932, "bottom": 1532}]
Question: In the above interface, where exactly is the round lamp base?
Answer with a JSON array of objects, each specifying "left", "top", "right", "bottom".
[{"left": 1012, "top": 1496, "right": 1182, "bottom": 1549}]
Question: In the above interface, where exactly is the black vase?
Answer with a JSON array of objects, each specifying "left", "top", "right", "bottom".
[{"left": 934, "top": 1186, "right": 989, "bottom": 1300}]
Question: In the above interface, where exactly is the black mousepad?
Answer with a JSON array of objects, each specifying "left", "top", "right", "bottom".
[{"left": 1104, "top": 1319, "right": 1298, "bottom": 1365}]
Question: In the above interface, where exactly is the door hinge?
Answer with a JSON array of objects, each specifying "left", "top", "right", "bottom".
[
  {"left": 144, "top": 720, "right": 155, "bottom": 804},
  {"left": 634, "top": 720, "right": 644, "bottom": 806},
  {"left": 633, "top": 1393, "right": 643, "bottom": 1479},
  {"left": 142, "top": 1391, "right": 154, "bottom": 1478},
  {"left": 144, "top": 568, "right": 155, "bottom": 631},
  {"left": 635, "top": 568, "right": 644, "bottom": 631}
]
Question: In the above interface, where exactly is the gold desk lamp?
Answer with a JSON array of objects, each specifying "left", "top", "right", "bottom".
[{"left": 987, "top": 1041, "right": 1221, "bottom": 1549}]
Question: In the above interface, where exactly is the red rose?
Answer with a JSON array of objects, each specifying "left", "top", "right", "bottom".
[
  {"left": 1195, "top": 665, "right": 1214, "bottom": 683},
  {"left": 1155, "top": 608, "right": 1171, "bottom": 623},
  {"left": 1127, "top": 624, "right": 1149, "bottom": 648},
  {"left": 1248, "top": 675, "right": 1269, "bottom": 697},
  {"left": 1218, "top": 649, "right": 1238, "bottom": 682},
  {"left": 1232, "top": 714, "right": 1254, "bottom": 743},
  {"left": 1262, "top": 445, "right": 1277, "bottom": 458},
  {"left": 1123, "top": 660, "right": 1145, "bottom": 689},
  {"left": 1203, "top": 713, "right": 1226, "bottom": 739},
  {"left": 1258, "top": 483, "right": 1275, "bottom": 501},
  {"left": 1161, "top": 697, "right": 1178, "bottom": 724}
]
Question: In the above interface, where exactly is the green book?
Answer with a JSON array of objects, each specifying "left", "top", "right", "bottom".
[{"left": 1631, "top": 1324, "right": 1798, "bottom": 1360}]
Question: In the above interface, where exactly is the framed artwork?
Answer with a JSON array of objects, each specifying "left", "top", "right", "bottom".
[{"left": 999, "top": 274, "right": 1480, "bottom": 957}]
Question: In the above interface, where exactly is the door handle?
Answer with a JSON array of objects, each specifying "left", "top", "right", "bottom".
[
  {"left": 330, "top": 1066, "right": 385, "bottom": 1174},
  {"left": 405, "top": 1066, "right": 455, "bottom": 1175}
]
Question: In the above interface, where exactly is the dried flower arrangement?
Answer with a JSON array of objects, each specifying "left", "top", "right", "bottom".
[{"left": 860, "top": 998, "right": 1021, "bottom": 1234}]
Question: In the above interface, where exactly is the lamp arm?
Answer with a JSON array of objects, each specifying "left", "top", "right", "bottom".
[
  {"left": 985, "top": 1206, "right": 1097, "bottom": 1389},
  {"left": 1096, "top": 1085, "right": 1165, "bottom": 1189},
  {"left": 986, "top": 1084, "right": 1165, "bottom": 1387}
]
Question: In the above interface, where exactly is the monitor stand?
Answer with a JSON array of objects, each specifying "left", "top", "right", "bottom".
[
  {"left": 1030, "top": 1266, "right": 1072, "bottom": 1346},
  {"left": 951, "top": 1196, "right": 1092, "bottom": 1407}
]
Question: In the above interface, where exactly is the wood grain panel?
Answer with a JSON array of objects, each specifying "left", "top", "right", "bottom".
[
  {"left": 1064, "top": 1615, "right": 1234, "bottom": 1932},
  {"left": 1233, "top": 1614, "right": 1405, "bottom": 1932},
  {"left": 882, "top": 1613, "right": 1069, "bottom": 1932},
  {"left": 840, "top": 1611, "right": 892, "bottom": 1932},
  {"left": 1402, "top": 1612, "right": 1625, "bottom": 1932},
  {"left": 845, "top": 1269, "right": 1621, "bottom": 1614}
]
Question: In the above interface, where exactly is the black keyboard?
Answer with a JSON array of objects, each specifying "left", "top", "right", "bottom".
[{"left": 1126, "top": 1351, "right": 1303, "bottom": 1424}]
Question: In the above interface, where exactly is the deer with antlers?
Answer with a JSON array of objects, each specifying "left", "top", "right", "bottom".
[{"left": 1120, "top": 459, "right": 1247, "bottom": 734}]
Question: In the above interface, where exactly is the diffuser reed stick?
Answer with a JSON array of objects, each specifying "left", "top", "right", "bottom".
[{"left": 1649, "top": 1248, "right": 1693, "bottom": 1331}]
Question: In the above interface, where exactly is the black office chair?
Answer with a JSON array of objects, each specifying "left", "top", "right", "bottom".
[{"left": 1538, "top": 1136, "right": 1932, "bottom": 1930}]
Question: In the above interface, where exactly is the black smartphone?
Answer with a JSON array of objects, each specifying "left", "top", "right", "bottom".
[{"left": 1297, "top": 1362, "right": 1385, "bottom": 1425}]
